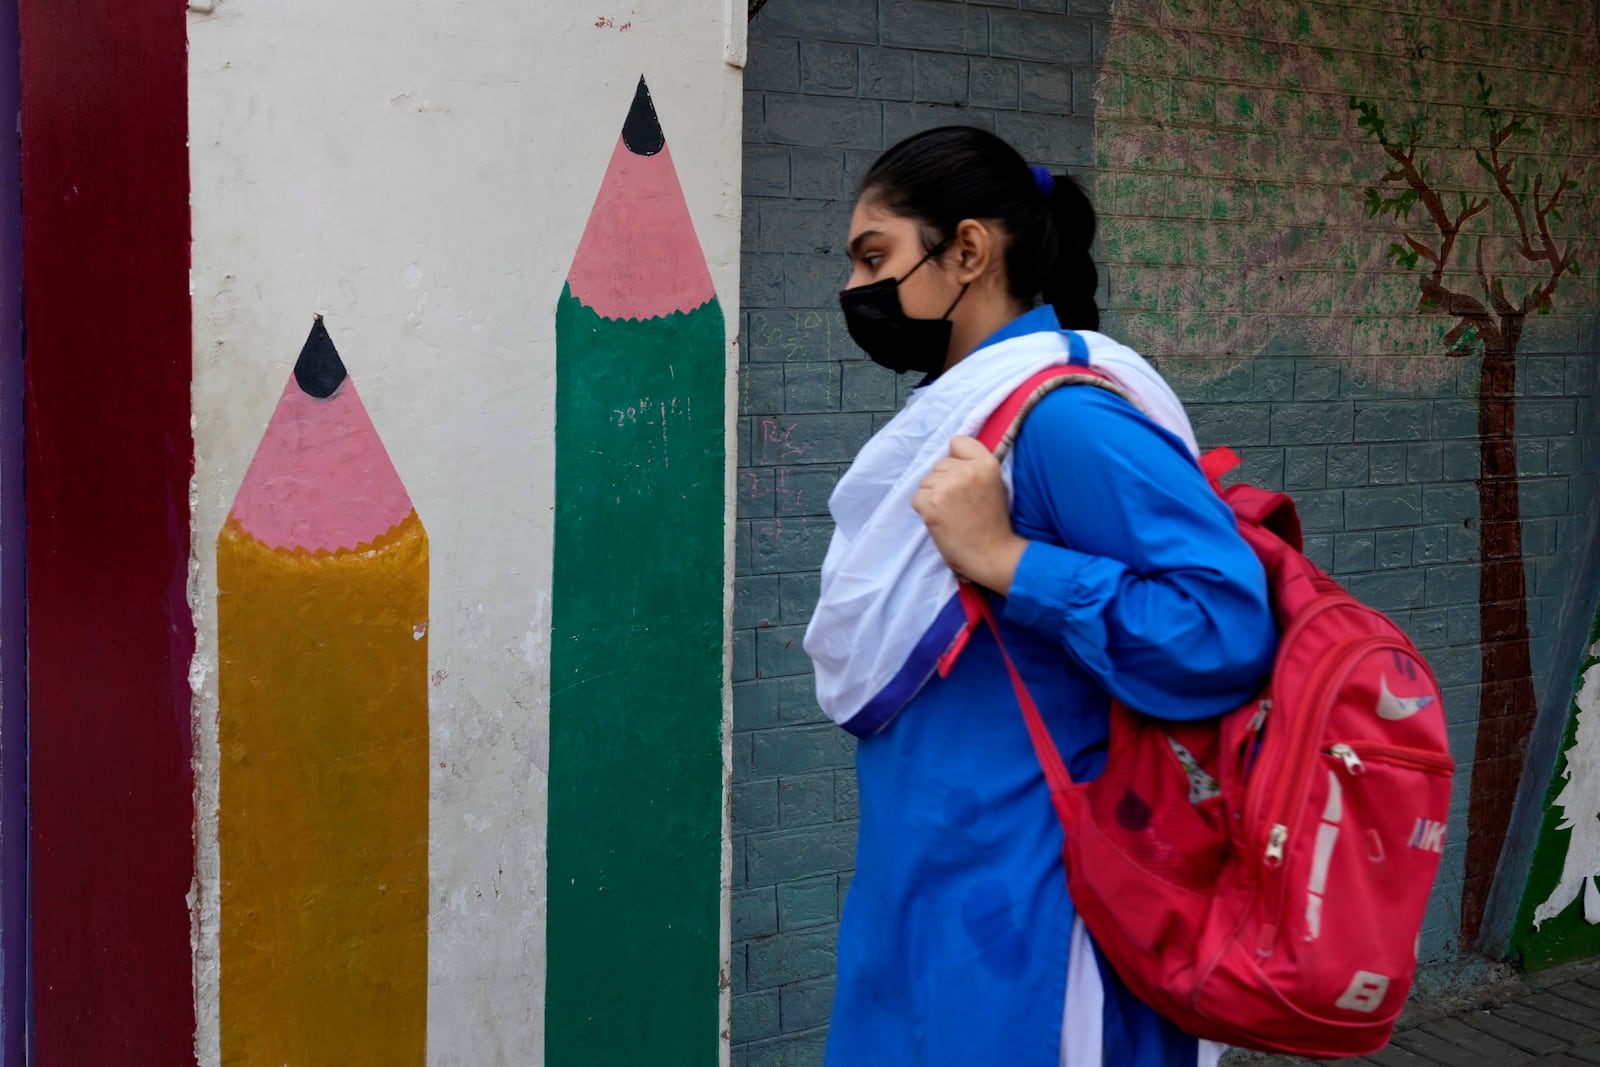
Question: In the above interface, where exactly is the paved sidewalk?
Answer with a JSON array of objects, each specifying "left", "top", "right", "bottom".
[{"left": 1224, "top": 956, "right": 1600, "bottom": 1067}]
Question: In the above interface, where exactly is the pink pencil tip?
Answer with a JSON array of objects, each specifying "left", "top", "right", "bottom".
[
  {"left": 229, "top": 371, "right": 414, "bottom": 553},
  {"left": 567, "top": 138, "right": 716, "bottom": 320}
]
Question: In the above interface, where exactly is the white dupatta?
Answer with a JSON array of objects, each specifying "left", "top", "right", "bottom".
[{"left": 803, "top": 327, "right": 1198, "bottom": 737}]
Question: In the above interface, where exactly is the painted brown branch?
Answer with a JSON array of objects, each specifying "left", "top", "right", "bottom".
[
  {"left": 1525, "top": 269, "right": 1568, "bottom": 317},
  {"left": 1475, "top": 239, "right": 1517, "bottom": 319},
  {"left": 1523, "top": 171, "right": 1575, "bottom": 315},
  {"left": 1473, "top": 238, "right": 1509, "bottom": 319},
  {"left": 1475, "top": 112, "right": 1577, "bottom": 321},
  {"left": 1377, "top": 142, "right": 1482, "bottom": 284},
  {"left": 1374, "top": 137, "right": 1501, "bottom": 349},
  {"left": 1497, "top": 159, "right": 1574, "bottom": 316},
  {"left": 1443, "top": 319, "right": 1475, "bottom": 348},
  {"left": 1405, "top": 234, "right": 1441, "bottom": 267},
  {"left": 1484, "top": 121, "right": 1560, "bottom": 270}
]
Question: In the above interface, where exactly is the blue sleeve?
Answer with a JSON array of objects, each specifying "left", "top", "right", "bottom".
[{"left": 1002, "top": 386, "right": 1275, "bottom": 718}]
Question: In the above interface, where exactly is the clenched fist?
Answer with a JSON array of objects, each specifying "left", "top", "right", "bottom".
[{"left": 912, "top": 435, "right": 1030, "bottom": 594}]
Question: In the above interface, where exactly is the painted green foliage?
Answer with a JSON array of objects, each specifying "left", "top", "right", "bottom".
[
  {"left": 1094, "top": 0, "right": 1600, "bottom": 384},
  {"left": 1512, "top": 614, "right": 1600, "bottom": 970},
  {"left": 549, "top": 285, "right": 726, "bottom": 1062}
]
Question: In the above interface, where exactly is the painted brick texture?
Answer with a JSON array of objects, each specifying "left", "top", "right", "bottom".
[{"left": 737, "top": 0, "right": 1599, "bottom": 1061}]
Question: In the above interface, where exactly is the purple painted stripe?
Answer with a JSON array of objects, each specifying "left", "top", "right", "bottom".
[
  {"left": 841, "top": 594, "right": 966, "bottom": 738},
  {"left": 0, "top": 0, "right": 26, "bottom": 1059}
]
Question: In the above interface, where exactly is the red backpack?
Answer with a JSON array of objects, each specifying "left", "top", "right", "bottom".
[{"left": 948, "top": 367, "right": 1455, "bottom": 1056}]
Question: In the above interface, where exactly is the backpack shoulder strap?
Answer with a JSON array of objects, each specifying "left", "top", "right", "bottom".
[
  {"left": 941, "top": 341, "right": 1134, "bottom": 682},
  {"left": 975, "top": 355, "right": 1136, "bottom": 461},
  {"left": 1200, "top": 446, "right": 1305, "bottom": 552}
]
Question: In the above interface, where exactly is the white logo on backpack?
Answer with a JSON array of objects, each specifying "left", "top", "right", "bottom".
[
  {"left": 1335, "top": 971, "right": 1391, "bottom": 1013},
  {"left": 1304, "top": 771, "right": 1343, "bottom": 941},
  {"left": 1376, "top": 675, "right": 1435, "bottom": 721},
  {"left": 1408, "top": 818, "right": 1446, "bottom": 853}
]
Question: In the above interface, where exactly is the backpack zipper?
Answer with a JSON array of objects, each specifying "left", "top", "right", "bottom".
[
  {"left": 1328, "top": 743, "right": 1365, "bottom": 775},
  {"left": 1238, "top": 594, "right": 1347, "bottom": 848},
  {"left": 1248, "top": 632, "right": 1389, "bottom": 866},
  {"left": 1263, "top": 823, "right": 1288, "bottom": 866},
  {"left": 1327, "top": 741, "right": 1452, "bottom": 776}
]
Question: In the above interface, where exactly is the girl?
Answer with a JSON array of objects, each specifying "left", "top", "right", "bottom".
[{"left": 803, "top": 127, "right": 1277, "bottom": 1066}]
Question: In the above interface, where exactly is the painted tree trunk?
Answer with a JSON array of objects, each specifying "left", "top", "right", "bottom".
[{"left": 1462, "top": 342, "right": 1538, "bottom": 947}]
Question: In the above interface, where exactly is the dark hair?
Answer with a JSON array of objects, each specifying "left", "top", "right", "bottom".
[{"left": 859, "top": 126, "right": 1100, "bottom": 331}]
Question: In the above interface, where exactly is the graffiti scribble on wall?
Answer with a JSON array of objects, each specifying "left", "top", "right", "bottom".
[
  {"left": 547, "top": 75, "right": 726, "bottom": 1066},
  {"left": 1350, "top": 74, "right": 1595, "bottom": 948},
  {"left": 217, "top": 317, "right": 429, "bottom": 1064}
]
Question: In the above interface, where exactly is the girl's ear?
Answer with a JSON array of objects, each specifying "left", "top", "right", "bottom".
[{"left": 949, "top": 217, "right": 1001, "bottom": 286}]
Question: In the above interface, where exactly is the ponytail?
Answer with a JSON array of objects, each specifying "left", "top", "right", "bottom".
[
  {"left": 1039, "top": 173, "right": 1100, "bottom": 331},
  {"left": 860, "top": 126, "right": 1101, "bottom": 331}
]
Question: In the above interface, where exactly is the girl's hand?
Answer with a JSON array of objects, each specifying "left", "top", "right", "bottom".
[{"left": 912, "top": 435, "right": 1030, "bottom": 594}]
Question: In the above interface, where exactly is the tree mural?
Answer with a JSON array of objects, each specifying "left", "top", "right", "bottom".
[
  {"left": 1095, "top": 0, "right": 1600, "bottom": 955},
  {"left": 1350, "top": 77, "right": 1586, "bottom": 947}
]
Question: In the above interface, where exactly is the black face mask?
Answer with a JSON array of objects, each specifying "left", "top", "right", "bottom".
[{"left": 839, "top": 243, "right": 970, "bottom": 376}]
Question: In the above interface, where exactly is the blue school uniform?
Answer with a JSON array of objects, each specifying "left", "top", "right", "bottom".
[{"left": 823, "top": 309, "right": 1277, "bottom": 1066}]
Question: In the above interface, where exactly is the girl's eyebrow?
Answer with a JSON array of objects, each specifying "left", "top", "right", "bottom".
[{"left": 848, "top": 230, "right": 886, "bottom": 257}]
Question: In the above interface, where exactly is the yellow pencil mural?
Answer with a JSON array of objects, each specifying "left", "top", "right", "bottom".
[{"left": 217, "top": 318, "right": 428, "bottom": 1065}]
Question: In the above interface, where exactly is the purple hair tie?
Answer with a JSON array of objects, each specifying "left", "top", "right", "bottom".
[{"left": 1029, "top": 164, "right": 1055, "bottom": 198}]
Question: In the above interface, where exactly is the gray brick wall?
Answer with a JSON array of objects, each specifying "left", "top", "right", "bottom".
[
  {"left": 735, "top": 3, "right": 1110, "bottom": 1063},
  {"left": 735, "top": 0, "right": 1600, "bottom": 1060}
]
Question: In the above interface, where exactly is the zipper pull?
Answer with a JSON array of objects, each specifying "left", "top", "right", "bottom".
[
  {"left": 1248, "top": 698, "right": 1271, "bottom": 733},
  {"left": 1264, "top": 823, "right": 1287, "bottom": 867},
  {"left": 1330, "top": 744, "right": 1366, "bottom": 776}
]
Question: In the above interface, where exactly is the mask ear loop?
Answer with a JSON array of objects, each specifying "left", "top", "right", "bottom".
[
  {"left": 940, "top": 282, "right": 970, "bottom": 320},
  {"left": 897, "top": 233, "right": 952, "bottom": 285},
  {"left": 908, "top": 232, "right": 968, "bottom": 320},
  {"left": 891, "top": 231, "right": 967, "bottom": 325}
]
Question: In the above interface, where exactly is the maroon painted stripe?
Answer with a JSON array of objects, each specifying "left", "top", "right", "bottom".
[
  {"left": 0, "top": 0, "right": 25, "bottom": 1059},
  {"left": 19, "top": 3, "right": 196, "bottom": 1062}
]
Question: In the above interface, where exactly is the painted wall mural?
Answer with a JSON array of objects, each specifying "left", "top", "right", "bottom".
[
  {"left": 1096, "top": 3, "right": 1599, "bottom": 375},
  {"left": 217, "top": 318, "right": 429, "bottom": 1064},
  {"left": 548, "top": 75, "right": 727, "bottom": 1066},
  {"left": 187, "top": 4, "right": 742, "bottom": 1060},
  {"left": 1097, "top": 0, "right": 1600, "bottom": 956},
  {"left": 1349, "top": 74, "right": 1591, "bottom": 952},
  {"left": 1514, "top": 616, "right": 1600, "bottom": 969}
]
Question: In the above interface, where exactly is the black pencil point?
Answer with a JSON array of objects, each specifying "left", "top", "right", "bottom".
[
  {"left": 622, "top": 76, "right": 665, "bottom": 156},
  {"left": 294, "top": 316, "right": 349, "bottom": 399}
]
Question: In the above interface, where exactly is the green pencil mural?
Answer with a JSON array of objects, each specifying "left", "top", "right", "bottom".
[{"left": 548, "top": 75, "right": 727, "bottom": 1065}]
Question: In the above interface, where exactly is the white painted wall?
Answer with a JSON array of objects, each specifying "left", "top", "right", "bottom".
[{"left": 186, "top": 5, "right": 743, "bottom": 1063}]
